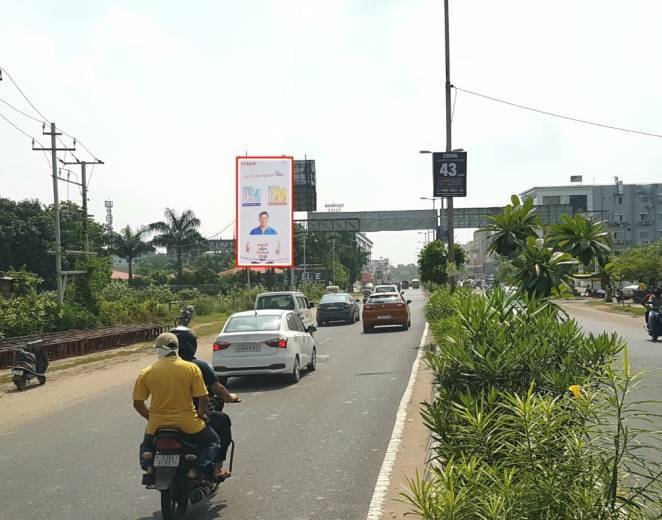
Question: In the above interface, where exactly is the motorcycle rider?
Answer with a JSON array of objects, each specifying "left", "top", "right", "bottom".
[
  {"left": 132, "top": 332, "right": 220, "bottom": 484},
  {"left": 171, "top": 326, "right": 239, "bottom": 479},
  {"left": 643, "top": 288, "right": 661, "bottom": 329}
]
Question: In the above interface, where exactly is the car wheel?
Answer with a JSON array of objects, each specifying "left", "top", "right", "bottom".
[
  {"left": 402, "top": 322, "right": 409, "bottom": 331},
  {"left": 289, "top": 357, "right": 300, "bottom": 384},
  {"left": 13, "top": 376, "right": 26, "bottom": 391},
  {"left": 307, "top": 348, "right": 317, "bottom": 372},
  {"left": 355, "top": 311, "right": 360, "bottom": 323},
  {"left": 363, "top": 324, "right": 371, "bottom": 333}
]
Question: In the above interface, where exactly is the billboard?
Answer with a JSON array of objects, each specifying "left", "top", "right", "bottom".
[{"left": 236, "top": 156, "right": 293, "bottom": 267}]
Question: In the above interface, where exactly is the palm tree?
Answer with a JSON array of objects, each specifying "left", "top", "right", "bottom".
[
  {"left": 549, "top": 213, "right": 612, "bottom": 269},
  {"left": 511, "top": 236, "right": 577, "bottom": 298},
  {"left": 149, "top": 208, "right": 205, "bottom": 281},
  {"left": 110, "top": 226, "right": 154, "bottom": 282},
  {"left": 482, "top": 195, "right": 541, "bottom": 259}
]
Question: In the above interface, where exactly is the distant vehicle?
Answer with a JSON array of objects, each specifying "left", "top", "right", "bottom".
[
  {"left": 213, "top": 309, "right": 317, "bottom": 384},
  {"left": 374, "top": 284, "right": 399, "bottom": 295},
  {"left": 401, "top": 280, "right": 410, "bottom": 290},
  {"left": 255, "top": 291, "right": 314, "bottom": 330},
  {"left": 325, "top": 285, "right": 341, "bottom": 294},
  {"left": 362, "top": 292, "right": 411, "bottom": 333},
  {"left": 364, "top": 282, "right": 375, "bottom": 291},
  {"left": 316, "top": 293, "right": 360, "bottom": 326},
  {"left": 411, "top": 279, "right": 420, "bottom": 289},
  {"left": 362, "top": 288, "right": 373, "bottom": 304}
]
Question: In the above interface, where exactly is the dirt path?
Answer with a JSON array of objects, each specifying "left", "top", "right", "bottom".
[{"left": 0, "top": 333, "right": 217, "bottom": 434}]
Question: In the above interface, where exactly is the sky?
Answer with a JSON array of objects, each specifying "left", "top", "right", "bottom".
[{"left": 1, "top": 0, "right": 662, "bottom": 265}]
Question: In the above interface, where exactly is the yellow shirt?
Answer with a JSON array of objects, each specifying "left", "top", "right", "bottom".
[{"left": 132, "top": 356, "right": 208, "bottom": 435}]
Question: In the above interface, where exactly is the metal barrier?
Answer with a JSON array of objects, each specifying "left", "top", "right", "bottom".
[{"left": 0, "top": 324, "right": 169, "bottom": 369}]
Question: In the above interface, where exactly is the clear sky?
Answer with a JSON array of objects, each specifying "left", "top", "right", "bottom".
[{"left": 2, "top": 0, "right": 661, "bottom": 264}]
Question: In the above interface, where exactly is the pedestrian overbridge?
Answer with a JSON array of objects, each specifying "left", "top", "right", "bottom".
[{"left": 302, "top": 205, "right": 607, "bottom": 232}]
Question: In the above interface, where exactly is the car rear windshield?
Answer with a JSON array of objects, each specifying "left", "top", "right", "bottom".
[
  {"left": 375, "top": 286, "right": 396, "bottom": 293},
  {"left": 320, "top": 294, "right": 348, "bottom": 303},
  {"left": 368, "top": 294, "right": 401, "bottom": 304},
  {"left": 256, "top": 295, "right": 295, "bottom": 310},
  {"left": 225, "top": 315, "right": 282, "bottom": 332}
]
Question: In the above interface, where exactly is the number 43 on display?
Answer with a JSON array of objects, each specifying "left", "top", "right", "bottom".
[{"left": 439, "top": 163, "right": 457, "bottom": 176}]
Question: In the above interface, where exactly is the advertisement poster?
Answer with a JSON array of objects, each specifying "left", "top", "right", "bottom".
[{"left": 236, "top": 156, "right": 293, "bottom": 267}]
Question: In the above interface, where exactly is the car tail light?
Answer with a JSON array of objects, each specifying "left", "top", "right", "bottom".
[
  {"left": 266, "top": 337, "right": 288, "bottom": 348},
  {"left": 364, "top": 304, "right": 372, "bottom": 310},
  {"left": 156, "top": 438, "right": 182, "bottom": 450},
  {"left": 395, "top": 302, "right": 404, "bottom": 308},
  {"left": 213, "top": 340, "right": 231, "bottom": 351}
]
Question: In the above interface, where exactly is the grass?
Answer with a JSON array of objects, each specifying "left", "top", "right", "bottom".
[
  {"left": 585, "top": 299, "right": 647, "bottom": 316},
  {"left": 190, "top": 311, "right": 228, "bottom": 337}
]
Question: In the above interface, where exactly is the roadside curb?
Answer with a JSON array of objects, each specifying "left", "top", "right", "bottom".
[{"left": 366, "top": 321, "right": 430, "bottom": 520}]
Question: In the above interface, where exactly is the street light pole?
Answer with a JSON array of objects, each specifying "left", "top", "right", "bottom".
[{"left": 444, "top": 0, "right": 455, "bottom": 260}]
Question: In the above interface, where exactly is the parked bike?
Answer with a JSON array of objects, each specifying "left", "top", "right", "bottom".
[{"left": 9, "top": 339, "right": 49, "bottom": 391}]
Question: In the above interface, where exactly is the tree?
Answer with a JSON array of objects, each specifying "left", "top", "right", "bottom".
[
  {"left": 418, "top": 240, "right": 452, "bottom": 285},
  {"left": 510, "top": 237, "right": 577, "bottom": 298},
  {"left": 549, "top": 214, "right": 611, "bottom": 269},
  {"left": 611, "top": 242, "right": 662, "bottom": 285},
  {"left": 482, "top": 195, "right": 541, "bottom": 259},
  {"left": 149, "top": 208, "right": 205, "bottom": 282},
  {"left": 110, "top": 226, "right": 155, "bottom": 282}
]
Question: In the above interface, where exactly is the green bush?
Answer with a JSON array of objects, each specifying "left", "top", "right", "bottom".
[{"left": 404, "top": 288, "right": 662, "bottom": 519}]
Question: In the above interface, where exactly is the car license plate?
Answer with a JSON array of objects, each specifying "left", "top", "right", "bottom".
[
  {"left": 235, "top": 344, "right": 260, "bottom": 353},
  {"left": 154, "top": 454, "right": 180, "bottom": 467},
  {"left": 11, "top": 369, "right": 23, "bottom": 375},
  {"left": 377, "top": 315, "right": 391, "bottom": 320}
]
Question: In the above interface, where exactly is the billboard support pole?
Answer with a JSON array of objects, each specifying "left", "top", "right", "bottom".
[
  {"left": 246, "top": 268, "right": 251, "bottom": 290},
  {"left": 444, "top": 0, "right": 455, "bottom": 261}
]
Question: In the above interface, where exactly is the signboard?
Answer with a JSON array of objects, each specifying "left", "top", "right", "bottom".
[
  {"left": 236, "top": 157, "right": 293, "bottom": 267},
  {"left": 433, "top": 151, "right": 467, "bottom": 197},
  {"left": 294, "top": 267, "right": 329, "bottom": 284},
  {"left": 570, "top": 175, "right": 582, "bottom": 183}
]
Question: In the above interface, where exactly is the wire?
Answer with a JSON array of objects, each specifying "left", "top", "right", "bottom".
[
  {"left": 451, "top": 86, "right": 458, "bottom": 123},
  {"left": 0, "top": 65, "right": 50, "bottom": 122},
  {"left": 60, "top": 130, "right": 99, "bottom": 160},
  {"left": 87, "top": 163, "right": 96, "bottom": 189},
  {"left": 0, "top": 109, "right": 52, "bottom": 169},
  {"left": 0, "top": 96, "right": 46, "bottom": 123},
  {"left": 453, "top": 86, "right": 662, "bottom": 139},
  {"left": 207, "top": 220, "right": 236, "bottom": 240}
]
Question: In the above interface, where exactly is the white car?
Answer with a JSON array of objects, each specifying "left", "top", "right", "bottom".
[
  {"left": 254, "top": 291, "right": 315, "bottom": 330},
  {"left": 212, "top": 309, "right": 317, "bottom": 385}
]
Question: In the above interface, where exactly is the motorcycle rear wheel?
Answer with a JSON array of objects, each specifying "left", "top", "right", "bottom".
[
  {"left": 37, "top": 375, "right": 47, "bottom": 385},
  {"left": 160, "top": 488, "right": 188, "bottom": 520},
  {"left": 12, "top": 376, "right": 26, "bottom": 391}
]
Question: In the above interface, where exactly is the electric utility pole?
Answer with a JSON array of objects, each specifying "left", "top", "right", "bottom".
[
  {"left": 33, "top": 122, "right": 76, "bottom": 304},
  {"left": 60, "top": 158, "right": 104, "bottom": 252},
  {"left": 444, "top": 0, "right": 455, "bottom": 260}
]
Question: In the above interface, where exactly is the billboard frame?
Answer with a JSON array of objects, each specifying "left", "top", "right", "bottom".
[{"left": 235, "top": 156, "right": 294, "bottom": 268}]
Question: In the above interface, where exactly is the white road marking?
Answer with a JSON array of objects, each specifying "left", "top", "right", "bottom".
[{"left": 366, "top": 321, "right": 429, "bottom": 520}]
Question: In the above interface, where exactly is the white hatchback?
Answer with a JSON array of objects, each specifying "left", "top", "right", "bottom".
[{"left": 212, "top": 309, "right": 317, "bottom": 385}]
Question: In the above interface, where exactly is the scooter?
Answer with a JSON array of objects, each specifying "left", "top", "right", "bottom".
[
  {"left": 9, "top": 339, "right": 49, "bottom": 391},
  {"left": 646, "top": 303, "right": 662, "bottom": 342},
  {"left": 143, "top": 400, "right": 237, "bottom": 520}
]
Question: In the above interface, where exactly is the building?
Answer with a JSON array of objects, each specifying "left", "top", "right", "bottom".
[
  {"left": 355, "top": 232, "right": 373, "bottom": 266},
  {"left": 465, "top": 230, "right": 497, "bottom": 278},
  {"left": 521, "top": 180, "right": 662, "bottom": 252}
]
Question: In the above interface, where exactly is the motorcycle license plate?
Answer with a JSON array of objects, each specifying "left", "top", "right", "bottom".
[
  {"left": 11, "top": 369, "right": 23, "bottom": 375},
  {"left": 377, "top": 315, "right": 392, "bottom": 320},
  {"left": 154, "top": 454, "right": 180, "bottom": 467}
]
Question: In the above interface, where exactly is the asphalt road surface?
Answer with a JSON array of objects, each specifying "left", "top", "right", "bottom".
[{"left": 0, "top": 289, "right": 427, "bottom": 520}]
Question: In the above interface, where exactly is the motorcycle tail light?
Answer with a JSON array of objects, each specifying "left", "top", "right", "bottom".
[{"left": 156, "top": 438, "right": 182, "bottom": 450}]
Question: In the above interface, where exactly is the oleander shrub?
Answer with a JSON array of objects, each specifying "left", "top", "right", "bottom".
[{"left": 404, "top": 288, "right": 662, "bottom": 519}]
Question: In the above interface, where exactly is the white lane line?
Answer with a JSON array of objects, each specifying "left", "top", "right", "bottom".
[{"left": 366, "top": 321, "right": 429, "bottom": 520}]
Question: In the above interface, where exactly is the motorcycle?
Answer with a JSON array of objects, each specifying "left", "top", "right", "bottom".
[
  {"left": 144, "top": 398, "right": 236, "bottom": 520},
  {"left": 9, "top": 339, "right": 49, "bottom": 391},
  {"left": 646, "top": 303, "right": 662, "bottom": 342},
  {"left": 175, "top": 306, "right": 194, "bottom": 328}
]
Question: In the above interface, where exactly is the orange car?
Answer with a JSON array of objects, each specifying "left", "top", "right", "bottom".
[{"left": 362, "top": 292, "right": 411, "bottom": 333}]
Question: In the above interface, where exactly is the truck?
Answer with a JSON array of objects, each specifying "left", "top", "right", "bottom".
[{"left": 411, "top": 279, "right": 420, "bottom": 289}]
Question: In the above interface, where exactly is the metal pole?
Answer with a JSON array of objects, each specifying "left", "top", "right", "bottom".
[
  {"left": 444, "top": 0, "right": 454, "bottom": 260},
  {"left": 432, "top": 198, "right": 437, "bottom": 241},
  {"left": 303, "top": 227, "right": 307, "bottom": 284},
  {"left": 50, "top": 122, "right": 64, "bottom": 304},
  {"left": 332, "top": 238, "right": 336, "bottom": 285},
  {"left": 246, "top": 268, "right": 251, "bottom": 290},
  {"left": 81, "top": 162, "right": 89, "bottom": 252}
]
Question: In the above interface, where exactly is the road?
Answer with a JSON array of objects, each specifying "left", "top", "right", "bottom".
[{"left": 0, "top": 289, "right": 427, "bottom": 520}]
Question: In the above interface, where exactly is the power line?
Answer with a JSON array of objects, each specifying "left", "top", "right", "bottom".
[
  {"left": 454, "top": 85, "right": 662, "bottom": 139},
  {"left": 0, "top": 65, "right": 50, "bottom": 122},
  {"left": 0, "top": 95, "right": 46, "bottom": 123}
]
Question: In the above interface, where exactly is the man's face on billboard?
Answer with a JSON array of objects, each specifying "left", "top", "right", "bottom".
[{"left": 259, "top": 213, "right": 269, "bottom": 228}]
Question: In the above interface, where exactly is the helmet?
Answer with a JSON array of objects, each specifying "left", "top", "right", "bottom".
[{"left": 171, "top": 326, "right": 197, "bottom": 361}]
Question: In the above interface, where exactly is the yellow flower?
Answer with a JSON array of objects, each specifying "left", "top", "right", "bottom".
[{"left": 568, "top": 385, "right": 581, "bottom": 399}]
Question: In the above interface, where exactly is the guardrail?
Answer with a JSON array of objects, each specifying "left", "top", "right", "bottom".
[{"left": 0, "top": 324, "right": 169, "bottom": 369}]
